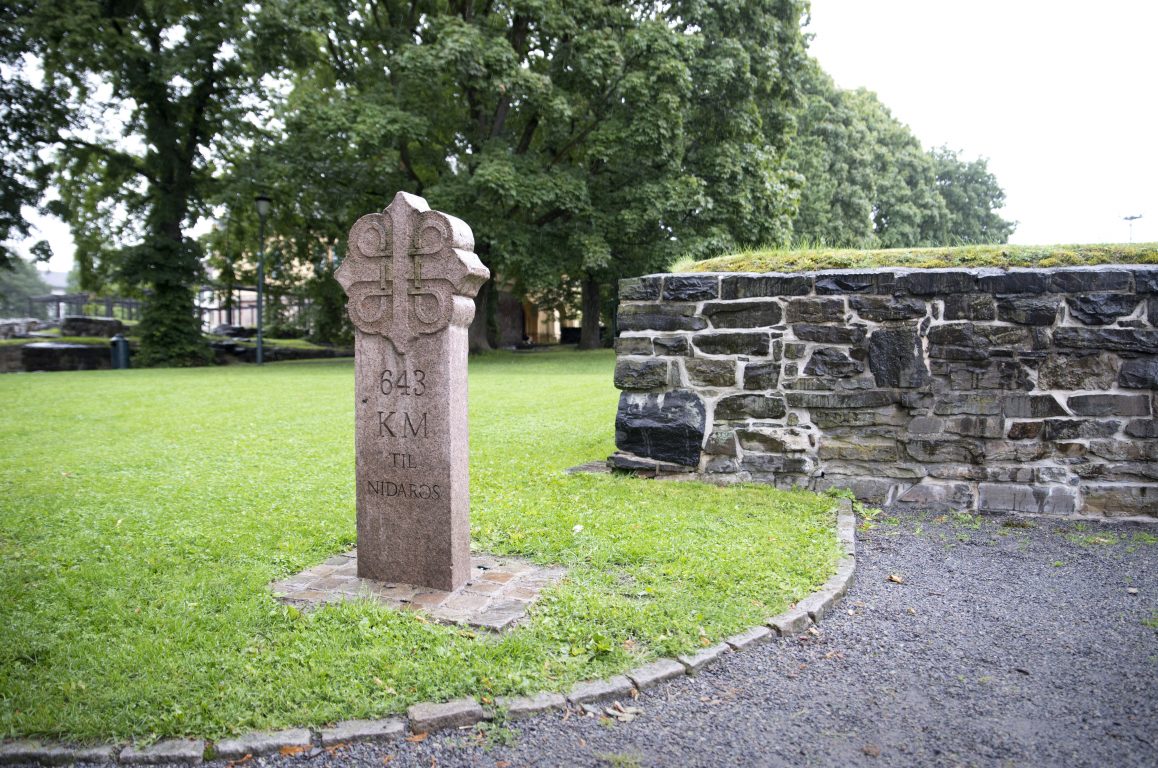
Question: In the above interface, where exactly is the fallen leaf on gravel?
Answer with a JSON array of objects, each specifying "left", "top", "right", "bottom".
[
  {"left": 324, "top": 743, "right": 348, "bottom": 755},
  {"left": 1015, "top": 667, "right": 1030, "bottom": 675},
  {"left": 907, "top": 607, "right": 917, "bottom": 616},
  {"left": 405, "top": 733, "right": 428, "bottom": 743},
  {"left": 824, "top": 650, "right": 844, "bottom": 660},
  {"left": 496, "top": 762, "right": 510, "bottom": 768},
  {"left": 279, "top": 746, "right": 309, "bottom": 757},
  {"left": 381, "top": 757, "right": 394, "bottom": 766},
  {"left": 226, "top": 756, "right": 253, "bottom": 767},
  {"left": 887, "top": 574, "right": 905, "bottom": 584},
  {"left": 863, "top": 744, "right": 881, "bottom": 757},
  {"left": 1126, "top": 587, "right": 1139, "bottom": 595},
  {"left": 630, "top": 687, "right": 640, "bottom": 700}
]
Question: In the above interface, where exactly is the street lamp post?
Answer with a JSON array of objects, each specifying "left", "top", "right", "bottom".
[{"left": 255, "top": 194, "right": 272, "bottom": 365}]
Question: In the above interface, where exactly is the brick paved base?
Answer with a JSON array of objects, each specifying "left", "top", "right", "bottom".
[{"left": 270, "top": 551, "right": 565, "bottom": 631}]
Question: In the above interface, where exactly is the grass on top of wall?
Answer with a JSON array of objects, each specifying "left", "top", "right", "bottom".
[
  {"left": 669, "top": 242, "right": 1158, "bottom": 274},
  {"left": 0, "top": 349, "right": 840, "bottom": 743}
]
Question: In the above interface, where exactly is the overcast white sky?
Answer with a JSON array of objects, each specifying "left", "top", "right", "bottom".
[
  {"left": 807, "top": 0, "right": 1158, "bottom": 246},
  {"left": 19, "top": 1, "right": 1158, "bottom": 272}
]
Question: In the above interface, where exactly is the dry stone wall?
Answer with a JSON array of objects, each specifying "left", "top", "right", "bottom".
[{"left": 611, "top": 266, "right": 1158, "bottom": 518}]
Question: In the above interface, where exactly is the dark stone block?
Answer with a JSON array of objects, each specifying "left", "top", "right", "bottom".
[
  {"left": 942, "top": 416, "right": 1005, "bottom": 438},
  {"left": 720, "top": 274, "right": 813, "bottom": 299},
  {"left": 1041, "top": 419, "right": 1122, "bottom": 440},
  {"left": 1038, "top": 354, "right": 1117, "bottom": 390},
  {"left": 1067, "top": 394, "right": 1151, "bottom": 417},
  {"left": 868, "top": 328, "right": 929, "bottom": 388},
  {"left": 702, "top": 300, "right": 783, "bottom": 329},
  {"left": 692, "top": 332, "right": 771, "bottom": 356},
  {"left": 619, "top": 276, "right": 661, "bottom": 301},
  {"left": 1007, "top": 421, "right": 1043, "bottom": 440},
  {"left": 1128, "top": 267, "right": 1158, "bottom": 294},
  {"left": 743, "top": 361, "right": 780, "bottom": 390},
  {"left": 652, "top": 335, "right": 690, "bottom": 356},
  {"left": 850, "top": 295, "right": 927, "bottom": 322},
  {"left": 614, "top": 337, "right": 653, "bottom": 355},
  {"left": 783, "top": 343, "right": 807, "bottom": 360},
  {"left": 1066, "top": 294, "right": 1139, "bottom": 325},
  {"left": 1081, "top": 485, "right": 1158, "bottom": 518},
  {"left": 786, "top": 390, "right": 899, "bottom": 409},
  {"left": 663, "top": 275, "right": 719, "bottom": 301},
  {"left": 615, "top": 390, "right": 705, "bottom": 466},
  {"left": 902, "top": 437, "right": 985, "bottom": 464},
  {"left": 684, "top": 358, "right": 737, "bottom": 388},
  {"left": 804, "top": 347, "right": 864, "bottom": 378},
  {"left": 21, "top": 342, "right": 113, "bottom": 372},
  {"left": 814, "top": 271, "right": 897, "bottom": 295},
  {"left": 927, "top": 323, "right": 989, "bottom": 361},
  {"left": 1050, "top": 268, "right": 1132, "bottom": 293},
  {"left": 996, "top": 296, "right": 1061, "bottom": 326},
  {"left": 1119, "top": 358, "right": 1158, "bottom": 388},
  {"left": 703, "top": 429, "right": 738, "bottom": 456},
  {"left": 815, "top": 406, "right": 907, "bottom": 428},
  {"left": 943, "top": 294, "right": 996, "bottom": 321},
  {"left": 785, "top": 298, "right": 845, "bottom": 324},
  {"left": 737, "top": 427, "right": 812, "bottom": 453},
  {"left": 715, "top": 393, "right": 787, "bottom": 420},
  {"left": 932, "top": 359, "right": 1032, "bottom": 391},
  {"left": 792, "top": 324, "right": 867, "bottom": 345},
  {"left": 619, "top": 303, "right": 707, "bottom": 332},
  {"left": 61, "top": 315, "right": 125, "bottom": 337},
  {"left": 978, "top": 324, "right": 1045, "bottom": 351},
  {"left": 1004, "top": 394, "right": 1067, "bottom": 418},
  {"left": 614, "top": 358, "right": 670, "bottom": 390},
  {"left": 1125, "top": 419, "right": 1158, "bottom": 438},
  {"left": 979, "top": 271, "right": 1051, "bottom": 295},
  {"left": 934, "top": 393, "right": 1002, "bottom": 416},
  {"left": 897, "top": 271, "right": 979, "bottom": 296},
  {"left": 978, "top": 483, "right": 1078, "bottom": 515},
  {"left": 818, "top": 438, "right": 899, "bottom": 462},
  {"left": 1150, "top": 298, "right": 1158, "bottom": 326},
  {"left": 1053, "top": 328, "right": 1158, "bottom": 354}
]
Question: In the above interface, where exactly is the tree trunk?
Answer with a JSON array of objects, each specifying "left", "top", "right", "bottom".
[
  {"left": 579, "top": 274, "right": 602, "bottom": 350},
  {"left": 468, "top": 280, "right": 494, "bottom": 353}
]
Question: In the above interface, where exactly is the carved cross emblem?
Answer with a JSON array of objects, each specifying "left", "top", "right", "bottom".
[{"left": 336, "top": 192, "right": 489, "bottom": 348}]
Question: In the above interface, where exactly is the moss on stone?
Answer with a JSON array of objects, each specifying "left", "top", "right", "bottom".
[{"left": 671, "top": 243, "right": 1158, "bottom": 274}]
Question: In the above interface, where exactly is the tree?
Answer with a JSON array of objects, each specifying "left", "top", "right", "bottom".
[
  {"left": 0, "top": 256, "right": 50, "bottom": 316},
  {"left": 787, "top": 58, "right": 1013, "bottom": 247},
  {"left": 248, "top": 0, "right": 807, "bottom": 350},
  {"left": 0, "top": 2, "right": 67, "bottom": 271},
  {"left": 8, "top": 0, "right": 280, "bottom": 365},
  {"left": 929, "top": 146, "right": 1016, "bottom": 244}
]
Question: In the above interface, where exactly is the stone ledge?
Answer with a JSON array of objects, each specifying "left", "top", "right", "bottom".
[
  {"left": 120, "top": 739, "right": 205, "bottom": 765},
  {"left": 407, "top": 698, "right": 487, "bottom": 733},
  {"left": 319, "top": 718, "right": 405, "bottom": 746},
  {"left": 214, "top": 728, "right": 311, "bottom": 759},
  {"left": 678, "top": 643, "right": 731, "bottom": 674},
  {"left": 566, "top": 676, "right": 636, "bottom": 705},
  {"left": 495, "top": 692, "right": 567, "bottom": 720}
]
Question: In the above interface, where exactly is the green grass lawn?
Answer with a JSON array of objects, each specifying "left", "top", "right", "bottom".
[
  {"left": 0, "top": 350, "right": 839, "bottom": 743},
  {"left": 670, "top": 242, "right": 1158, "bottom": 273}
]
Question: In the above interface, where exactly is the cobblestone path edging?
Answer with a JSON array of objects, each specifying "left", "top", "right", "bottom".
[{"left": 0, "top": 500, "right": 856, "bottom": 767}]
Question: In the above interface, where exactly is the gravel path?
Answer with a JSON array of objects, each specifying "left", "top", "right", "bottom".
[{"left": 220, "top": 512, "right": 1157, "bottom": 767}]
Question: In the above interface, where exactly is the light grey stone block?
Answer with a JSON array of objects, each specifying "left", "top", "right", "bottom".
[
  {"left": 214, "top": 728, "right": 312, "bottom": 759},
  {"left": 120, "top": 739, "right": 206, "bottom": 765},
  {"left": 767, "top": 606, "right": 812, "bottom": 637},
  {"left": 796, "top": 590, "right": 835, "bottom": 623},
  {"left": 494, "top": 692, "right": 566, "bottom": 720},
  {"left": 407, "top": 698, "right": 486, "bottom": 733},
  {"left": 320, "top": 718, "right": 405, "bottom": 746},
  {"left": 725, "top": 625, "right": 773, "bottom": 650},
  {"left": 677, "top": 643, "right": 730, "bottom": 674},
  {"left": 625, "top": 658, "right": 687, "bottom": 690},
  {"left": 566, "top": 676, "right": 635, "bottom": 705}
]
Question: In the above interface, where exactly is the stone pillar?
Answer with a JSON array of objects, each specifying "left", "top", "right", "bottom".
[{"left": 336, "top": 192, "right": 489, "bottom": 591}]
